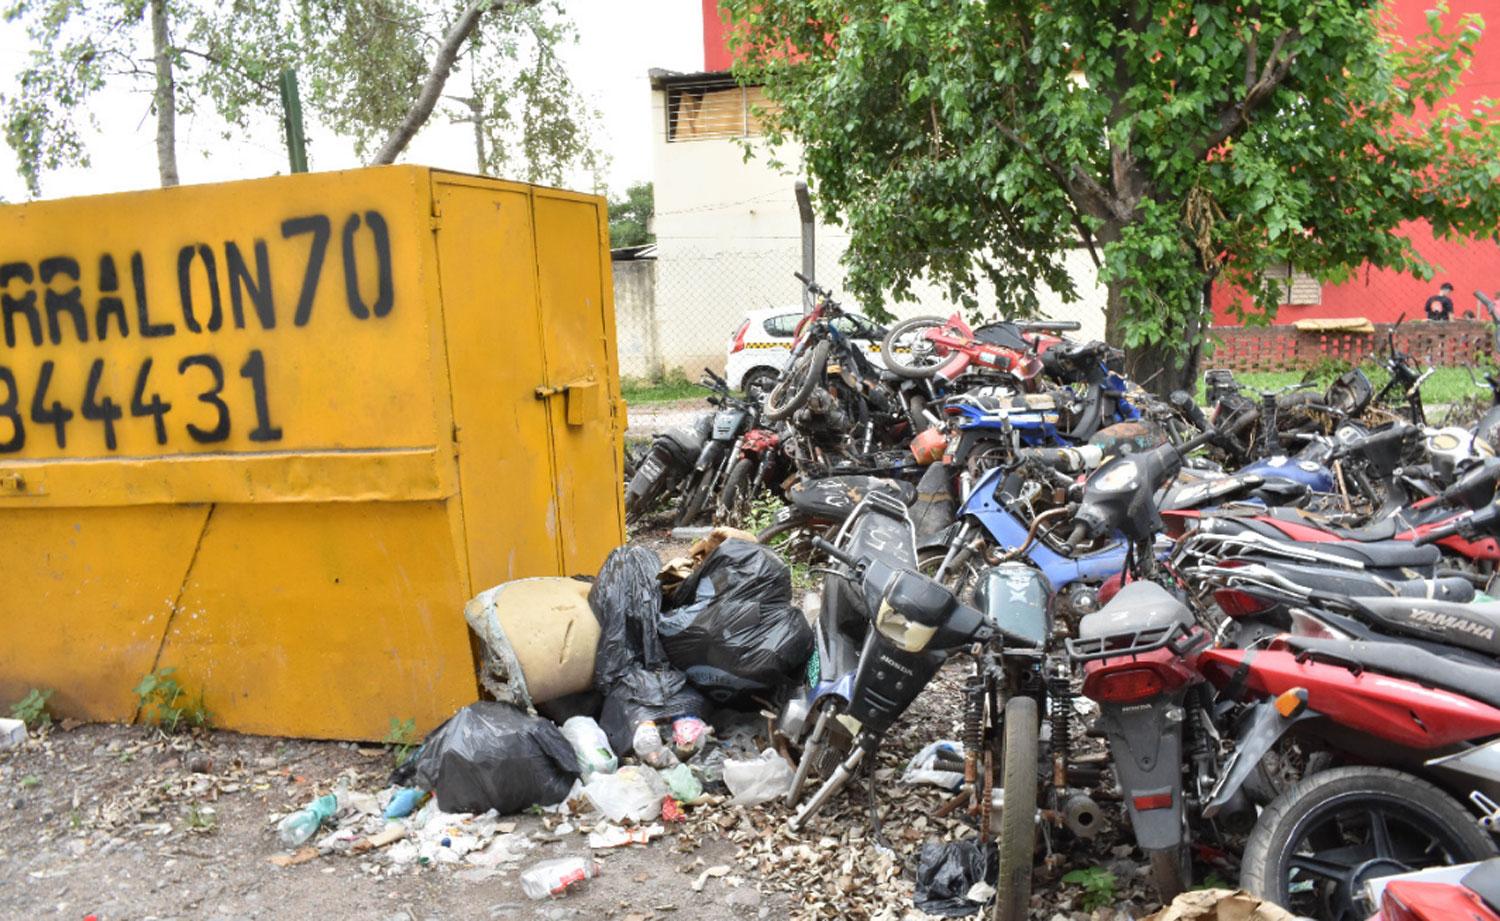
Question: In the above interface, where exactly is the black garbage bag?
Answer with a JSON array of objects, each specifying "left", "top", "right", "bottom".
[
  {"left": 913, "top": 839, "right": 998, "bottom": 917},
  {"left": 598, "top": 666, "right": 706, "bottom": 755},
  {"left": 589, "top": 545, "right": 668, "bottom": 692},
  {"left": 400, "top": 702, "right": 579, "bottom": 815},
  {"left": 660, "top": 539, "right": 812, "bottom": 703}
]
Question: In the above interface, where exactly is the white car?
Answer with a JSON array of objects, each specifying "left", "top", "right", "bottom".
[{"left": 724, "top": 306, "right": 888, "bottom": 399}]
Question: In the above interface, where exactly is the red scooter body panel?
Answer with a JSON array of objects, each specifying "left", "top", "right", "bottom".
[
  {"left": 1199, "top": 648, "right": 1500, "bottom": 749},
  {"left": 1378, "top": 879, "right": 1500, "bottom": 921}
]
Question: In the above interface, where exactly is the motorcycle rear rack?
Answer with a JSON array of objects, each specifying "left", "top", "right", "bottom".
[{"left": 1065, "top": 620, "right": 1209, "bottom": 663}]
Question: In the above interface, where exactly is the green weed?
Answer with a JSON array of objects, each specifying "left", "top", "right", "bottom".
[
  {"left": 9, "top": 688, "right": 53, "bottom": 729},
  {"left": 1061, "top": 866, "right": 1117, "bottom": 911},
  {"left": 134, "top": 668, "right": 211, "bottom": 733},
  {"left": 385, "top": 717, "right": 419, "bottom": 766}
]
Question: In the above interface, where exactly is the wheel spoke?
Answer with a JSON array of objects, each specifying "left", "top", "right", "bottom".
[
  {"left": 1288, "top": 853, "right": 1356, "bottom": 887},
  {"left": 1367, "top": 808, "right": 1397, "bottom": 860}
]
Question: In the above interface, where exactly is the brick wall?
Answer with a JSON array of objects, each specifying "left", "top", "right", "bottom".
[{"left": 1208, "top": 319, "right": 1496, "bottom": 373}]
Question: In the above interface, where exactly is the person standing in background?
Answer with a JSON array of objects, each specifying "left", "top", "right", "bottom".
[{"left": 1425, "top": 282, "right": 1455, "bottom": 321}]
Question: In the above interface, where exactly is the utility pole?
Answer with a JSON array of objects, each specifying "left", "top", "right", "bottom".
[
  {"left": 795, "top": 180, "right": 816, "bottom": 313},
  {"left": 280, "top": 69, "right": 308, "bottom": 173}
]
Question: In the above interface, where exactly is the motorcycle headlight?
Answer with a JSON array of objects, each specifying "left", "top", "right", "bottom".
[
  {"left": 875, "top": 600, "right": 937, "bottom": 653},
  {"left": 1093, "top": 459, "right": 1140, "bottom": 492}
]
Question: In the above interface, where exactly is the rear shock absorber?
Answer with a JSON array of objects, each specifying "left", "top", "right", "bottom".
[
  {"left": 963, "top": 671, "right": 985, "bottom": 817},
  {"left": 1048, "top": 660, "right": 1072, "bottom": 793}
]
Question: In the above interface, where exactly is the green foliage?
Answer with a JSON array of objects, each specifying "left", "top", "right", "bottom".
[
  {"left": 134, "top": 667, "right": 211, "bottom": 733},
  {"left": 9, "top": 688, "right": 53, "bottom": 729},
  {"left": 725, "top": 0, "right": 1500, "bottom": 385},
  {"left": 609, "top": 181, "right": 655, "bottom": 248},
  {"left": 1061, "top": 866, "right": 1118, "bottom": 911},
  {"left": 385, "top": 717, "right": 419, "bottom": 767},
  {"left": 2, "top": 0, "right": 603, "bottom": 194}
]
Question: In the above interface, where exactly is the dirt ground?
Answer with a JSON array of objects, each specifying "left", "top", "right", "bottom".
[{"left": 0, "top": 527, "right": 1165, "bottom": 921}]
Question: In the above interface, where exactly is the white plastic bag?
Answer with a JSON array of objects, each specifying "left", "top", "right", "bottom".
[
  {"left": 580, "top": 765, "right": 668, "bottom": 822},
  {"left": 722, "top": 748, "right": 794, "bottom": 805},
  {"left": 561, "top": 716, "right": 618, "bottom": 780},
  {"left": 901, "top": 740, "right": 965, "bottom": 791}
]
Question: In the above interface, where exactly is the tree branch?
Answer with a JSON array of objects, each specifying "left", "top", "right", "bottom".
[
  {"left": 1198, "top": 28, "right": 1300, "bottom": 159},
  {"left": 372, "top": 0, "right": 540, "bottom": 165}
]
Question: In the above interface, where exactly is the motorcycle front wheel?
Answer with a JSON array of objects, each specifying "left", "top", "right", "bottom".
[
  {"left": 765, "top": 341, "right": 830, "bottom": 422},
  {"left": 1240, "top": 766, "right": 1496, "bottom": 921},
  {"left": 716, "top": 457, "right": 758, "bottom": 526},
  {"left": 992, "top": 695, "right": 1038, "bottom": 921},
  {"left": 881, "top": 316, "right": 953, "bottom": 379}
]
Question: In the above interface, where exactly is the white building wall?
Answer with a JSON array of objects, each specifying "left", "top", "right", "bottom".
[{"left": 642, "top": 86, "right": 1107, "bottom": 376}]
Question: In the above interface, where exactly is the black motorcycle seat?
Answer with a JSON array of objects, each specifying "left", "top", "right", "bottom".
[
  {"left": 1254, "top": 560, "right": 1475, "bottom": 602},
  {"left": 1078, "top": 581, "right": 1194, "bottom": 642},
  {"left": 1328, "top": 517, "right": 1400, "bottom": 541},
  {"left": 1279, "top": 636, "right": 1500, "bottom": 710},
  {"left": 1351, "top": 595, "right": 1500, "bottom": 657},
  {"left": 786, "top": 476, "right": 917, "bottom": 522},
  {"left": 1213, "top": 517, "right": 1441, "bottom": 569}
]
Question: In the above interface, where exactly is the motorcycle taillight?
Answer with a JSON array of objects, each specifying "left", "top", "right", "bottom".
[
  {"left": 1083, "top": 664, "right": 1175, "bottom": 703},
  {"left": 730, "top": 320, "right": 750, "bottom": 353},
  {"left": 1213, "top": 588, "right": 1271, "bottom": 619}
]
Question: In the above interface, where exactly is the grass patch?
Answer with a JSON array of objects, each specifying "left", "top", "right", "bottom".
[
  {"left": 621, "top": 369, "right": 706, "bottom": 404},
  {"left": 1200, "top": 365, "right": 1490, "bottom": 407}
]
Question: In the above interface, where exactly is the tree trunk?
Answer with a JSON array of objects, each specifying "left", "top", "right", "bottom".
[
  {"left": 150, "top": 0, "right": 179, "bottom": 188},
  {"left": 373, "top": 0, "right": 539, "bottom": 166}
]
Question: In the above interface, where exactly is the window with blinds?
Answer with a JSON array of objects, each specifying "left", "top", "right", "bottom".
[{"left": 666, "top": 81, "right": 778, "bottom": 141}]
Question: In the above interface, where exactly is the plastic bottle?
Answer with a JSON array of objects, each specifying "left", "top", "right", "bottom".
[
  {"left": 631, "top": 720, "right": 679, "bottom": 769},
  {"left": 276, "top": 793, "right": 338, "bottom": 847},
  {"left": 561, "top": 716, "right": 618, "bottom": 779},
  {"left": 671, "top": 716, "right": 710, "bottom": 757},
  {"left": 383, "top": 787, "right": 427, "bottom": 819},
  {"left": 520, "top": 857, "right": 602, "bottom": 899}
]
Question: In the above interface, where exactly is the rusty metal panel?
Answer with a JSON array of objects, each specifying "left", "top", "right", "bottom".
[{"left": 0, "top": 166, "right": 622, "bottom": 739}]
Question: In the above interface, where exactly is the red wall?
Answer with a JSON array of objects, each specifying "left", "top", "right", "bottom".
[
  {"left": 703, "top": 0, "right": 733, "bottom": 71},
  {"left": 1213, "top": 0, "right": 1500, "bottom": 325}
]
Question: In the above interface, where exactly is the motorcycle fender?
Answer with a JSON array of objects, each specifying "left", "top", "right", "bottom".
[
  {"left": 1203, "top": 702, "right": 1311, "bottom": 818},
  {"left": 1099, "top": 700, "right": 1186, "bottom": 851}
]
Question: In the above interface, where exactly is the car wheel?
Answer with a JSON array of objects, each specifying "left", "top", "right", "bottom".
[{"left": 742, "top": 368, "right": 778, "bottom": 403}]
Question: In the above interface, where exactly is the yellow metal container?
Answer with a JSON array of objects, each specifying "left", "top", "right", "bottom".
[{"left": 0, "top": 166, "right": 625, "bottom": 739}]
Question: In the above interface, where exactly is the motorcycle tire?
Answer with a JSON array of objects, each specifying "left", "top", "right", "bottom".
[
  {"left": 881, "top": 316, "right": 952, "bottom": 379},
  {"left": 674, "top": 471, "right": 713, "bottom": 528},
  {"left": 993, "top": 696, "right": 1038, "bottom": 921},
  {"left": 716, "top": 457, "right": 757, "bottom": 525},
  {"left": 765, "top": 341, "right": 831, "bottom": 422},
  {"left": 1240, "top": 766, "right": 1496, "bottom": 918}
]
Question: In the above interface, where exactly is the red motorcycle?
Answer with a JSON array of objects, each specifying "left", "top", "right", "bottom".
[
  {"left": 879, "top": 313, "right": 1076, "bottom": 383},
  {"left": 1371, "top": 859, "right": 1500, "bottom": 920}
]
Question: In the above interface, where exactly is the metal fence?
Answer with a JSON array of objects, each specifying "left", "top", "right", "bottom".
[{"left": 612, "top": 242, "right": 1111, "bottom": 383}]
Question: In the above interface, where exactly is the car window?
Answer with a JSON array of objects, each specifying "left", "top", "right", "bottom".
[
  {"left": 762, "top": 314, "right": 799, "bottom": 338},
  {"left": 832, "top": 316, "right": 874, "bottom": 339}
]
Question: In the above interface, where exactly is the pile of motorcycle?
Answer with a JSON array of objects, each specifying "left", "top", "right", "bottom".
[
  {"left": 642, "top": 281, "right": 1500, "bottom": 921},
  {"left": 625, "top": 270, "right": 1162, "bottom": 538}
]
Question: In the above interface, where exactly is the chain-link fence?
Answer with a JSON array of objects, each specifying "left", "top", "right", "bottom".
[{"left": 613, "top": 240, "right": 1110, "bottom": 384}]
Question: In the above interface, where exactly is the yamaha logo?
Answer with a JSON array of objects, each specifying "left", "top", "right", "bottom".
[{"left": 1407, "top": 609, "right": 1497, "bottom": 641}]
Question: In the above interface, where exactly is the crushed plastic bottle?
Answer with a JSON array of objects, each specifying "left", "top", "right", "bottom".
[
  {"left": 520, "top": 856, "right": 602, "bottom": 899},
  {"left": 383, "top": 787, "right": 427, "bottom": 819},
  {"left": 671, "top": 716, "right": 711, "bottom": 758},
  {"left": 276, "top": 793, "right": 338, "bottom": 848},
  {"left": 631, "top": 720, "right": 680, "bottom": 769}
]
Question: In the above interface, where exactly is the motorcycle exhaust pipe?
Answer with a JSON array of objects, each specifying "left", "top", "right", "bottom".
[
  {"left": 1062, "top": 793, "right": 1103, "bottom": 839},
  {"left": 788, "top": 745, "right": 866, "bottom": 832}
]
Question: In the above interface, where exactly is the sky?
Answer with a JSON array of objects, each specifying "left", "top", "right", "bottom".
[{"left": 0, "top": 0, "right": 705, "bottom": 202}]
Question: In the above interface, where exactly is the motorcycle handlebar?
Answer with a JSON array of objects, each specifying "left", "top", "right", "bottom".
[
  {"left": 1415, "top": 503, "right": 1500, "bottom": 545},
  {"left": 811, "top": 537, "right": 859, "bottom": 569}
]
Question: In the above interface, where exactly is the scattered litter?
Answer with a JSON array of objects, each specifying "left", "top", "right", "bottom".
[
  {"left": 560, "top": 716, "right": 618, "bottom": 779},
  {"left": 722, "top": 749, "right": 794, "bottom": 806},
  {"left": 520, "top": 856, "right": 601, "bottom": 899},
  {"left": 658, "top": 762, "right": 704, "bottom": 802},
  {"left": 383, "top": 787, "right": 427, "bottom": 819},
  {"left": 268, "top": 846, "right": 321, "bottom": 867},
  {"left": 589, "top": 822, "right": 665, "bottom": 848},
  {"left": 400, "top": 702, "right": 578, "bottom": 814},
  {"left": 660, "top": 797, "right": 686, "bottom": 823},
  {"left": 0, "top": 718, "right": 26, "bottom": 749},
  {"left": 691, "top": 864, "right": 731, "bottom": 892},
  {"left": 581, "top": 765, "right": 670, "bottom": 822},
  {"left": 913, "top": 839, "right": 997, "bottom": 917},
  {"left": 598, "top": 668, "right": 705, "bottom": 757},
  {"left": 351, "top": 824, "right": 407, "bottom": 853},
  {"left": 1142, "top": 888, "right": 1299, "bottom": 920},
  {"left": 633, "top": 720, "right": 681, "bottom": 769},
  {"left": 276, "top": 793, "right": 338, "bottom": 848},
  {"left": 901, "top": 740, "right": 966, "bottom": 791},
  {"left": 672, "top": 716, "right": 711, "bottom": 757}
]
